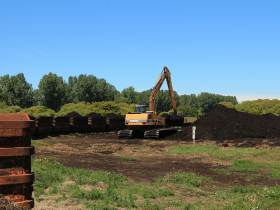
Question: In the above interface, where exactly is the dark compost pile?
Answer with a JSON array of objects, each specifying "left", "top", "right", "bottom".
[
  {"left": 87, "top": 112, "right": 102, "bottom": 118},
  {"left": 161, "top": 114, "right": 184, "bottom": 126},
  {"left": 64, "top": 112, "right": 83, "bottom": 118},
  {"left": 167, "top": 104, "right": 280, "bottom": 141},
  {"left": 105, "top": 113, "right": 124, "bottom": 119}
]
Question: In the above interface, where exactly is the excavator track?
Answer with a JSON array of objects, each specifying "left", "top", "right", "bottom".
[
  {"left": 118, "top": 129, "right": 134, "bottom": 138},
  {"left": 144, "top": 127, "right": 181, "bottom": 139},
  {"left": 118, "top": 127, "right": 181, "bottom": 139},
  {"left": 118, "top": 129, "right": 144, "bottom": 138}
]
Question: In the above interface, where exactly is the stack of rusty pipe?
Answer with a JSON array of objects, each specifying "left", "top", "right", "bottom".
[
  {"left": 53, "top": 117, "right": 71, "bottom": 133},
  {"left": 88, "top": 116, "right": 106, "bottom": 131},
  {"left": 0, "top": 113, "right": 34, "bottom": 209},
  {"left": 35, "top": 117, "right": 53, "bottom": 135},
  {"left": 70, "top": 117, "right": 88, "bottom": 132}
]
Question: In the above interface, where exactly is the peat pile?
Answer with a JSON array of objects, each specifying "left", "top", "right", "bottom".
[
  {"left": 167, "top": 104, "right": 280, "bottom": 141},
  {"left": 0, "top": 194, "right": 28, "bottom": 210},
  {"left": 87, "top": 112, "right": 102, "bottom": 118},
  {"left": 161, "top": 114, "right": 184, "bottom": 126},
  {"left": 105, "top": 113, "right": 124, "bottom": 119},
  {"left": 64, "top": 112, "right": 83, "bottom": 118}
]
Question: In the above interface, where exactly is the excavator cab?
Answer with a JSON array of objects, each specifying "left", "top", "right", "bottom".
[{"left": 135, "top": 105, "right": 149, "bottom": 113}]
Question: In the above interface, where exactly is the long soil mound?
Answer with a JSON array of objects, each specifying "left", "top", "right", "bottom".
[
  {"left": 105, "top": 113, "right": 124, "bottom": 119},
  {"left": 87, "top": 112, "right": 102, "bottom": 118},
  {"left": 64, "top": 112, "right": 83, "bottom": 118},
  {"left": 161, "top": 114, "right": 184, "bottom": 126},
  {"left": 168, "top": 104, "right": 280, "bottom": 141}
]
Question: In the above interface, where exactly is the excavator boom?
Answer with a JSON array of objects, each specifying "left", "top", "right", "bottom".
[{"left": 149, "top": 66, "right": 177, "bottom": 115}]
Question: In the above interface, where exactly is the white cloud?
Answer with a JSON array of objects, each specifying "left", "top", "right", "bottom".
[{"left": 137, "top": 88, "right": 146, "bottom": 92}]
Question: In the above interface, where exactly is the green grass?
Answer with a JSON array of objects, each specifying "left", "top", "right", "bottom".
[
  {"left": 209, "top": 185, "right": 280, "bottom": 209},
  {"left": 133, "top": 146, "right": 152, "bottom": 150},
  {"left": 32, "top": 155, "right": 213, "bottom": 209},
  {"left": 32, "top": 141, "right": 280, "bottom": 210},
  {"left": 166, "top": 142, "right": 221, "bottom": 155},
  {"left": 31, "top": 140, "right": 54, "bottom": 147},
  {"left": 115, "top": 156, "right": 140, "bottom": 160},
  {"left": 157, "top": 172, "right": 211, "bottom": 187},
  {"left": 167, "top": 143, "right": 280, "bottom": 181}
]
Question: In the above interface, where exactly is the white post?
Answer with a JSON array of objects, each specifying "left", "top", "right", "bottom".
[{"left": 192, "top": 126, "right": 196, "bottom": 146}]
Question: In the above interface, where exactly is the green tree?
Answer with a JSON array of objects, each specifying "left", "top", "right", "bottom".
[
  {"left": 38, "top": 73, "right": 68, "bottom": 112},
  {"left": 155, "top": 90, "right": 180, "bottom": 113},
  {"left": 119, "top": 86, "right": 139, "bottom": 104},
  {"left": 177, "top": 106, "right": 200, "bottom": 117},
  {"left": 136, "top": 89, "right": 152, "bottom": 105},
  {"left": 197, "top": 92, "right": 238, "bottom": 113},
  {"left": 178, "top": 94, "right": 199, "bottom": 109},
  {"left": 179, "top": 94, "right": 190, "bottom": 106},
  {"left": 235, "top": 99, "right": 280, "bottom": 116},
  {"left": 188, "top": 94, "right": 199, "bottom": 108},
  {"left": 74, "top": 75, "right": 118, "bottom": 103},
  {"left": 96, "top": 78, "right": 118, "bottom": 101},
  {"left": 0, "top": 73, "right": 34, "bottom": 108},
  {"left": 197, "top": 92, "right": 217, "bottom": 113},
  {"left": 66, "top": 76, "right": 78, "bottom": 103},
  {"left": 235, "top": 101, "right": 263, "bottom": 115}
]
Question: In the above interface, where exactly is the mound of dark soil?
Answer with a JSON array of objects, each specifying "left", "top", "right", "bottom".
[
  {"left": 105, "top": 113, "right": 124, "bottom": 119},
  {"left": 167, "top": 104, "right": 280, "bottom": 141},
  {"left": 0, "top": 194, "right": 28, "bottom": 210},
  {"left": 28, "top": 115, "right": 35, "bottom": 120},
  {"left": 64, "top": 112, "right": 83, "bottom": 118},
  {"left": 87, "top": 112, "right": 102, "bottom": 118},
  {"left": 161, "top": 114, "right": 184, "bottom": 126}
]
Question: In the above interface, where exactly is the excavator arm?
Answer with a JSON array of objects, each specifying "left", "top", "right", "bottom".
[{"left": 149, "top": 66, "right": 177, "bottom": 115}]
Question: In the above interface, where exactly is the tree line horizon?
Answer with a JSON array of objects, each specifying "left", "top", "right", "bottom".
[{"left": 0, "top": 73, "right": 238, "bottom": 113}]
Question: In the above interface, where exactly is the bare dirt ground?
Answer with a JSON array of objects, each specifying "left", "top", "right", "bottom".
[{"left": 32, "top": 132, "right": 280, "bottom": 187}]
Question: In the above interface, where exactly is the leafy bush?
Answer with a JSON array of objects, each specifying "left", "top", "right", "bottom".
[
  {"left": 21, "top": 106, "right": 56, "bottom": 117},
  {"left": 158, "top": 112, "right": 168, "bottom": 116},
  {"left": 177, "top": 106, "right": 200, "bottom": 117},
  {"left": 218, "top": 102, "right": 235, "bottom": 109},
  {"left": 56, "top": 101, "right": 136, "bottom": 117},
  {"left": 235, "top": 99, "right": 280, "bottom": 116},
  {"left": 56, "top": 101, "right": 89, "bottom": 117},
  {"left": 0, "top": 105, "right": 22, "bottom": 113},
  {"left": 0, "top": 102, "right": 5, "bottom": 109}
]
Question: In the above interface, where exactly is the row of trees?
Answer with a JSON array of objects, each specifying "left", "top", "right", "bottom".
[
  {"left": 0, "top": 101, "right": 136, "bottom": 117},
  {"left": 220, "top": 99, "right": 280, "bottom": 116},
  {"left": 0, "top": 73, "right": 238, "bottom": 113},
  {"left": 0, "top": 73, "right": 118, "bottom": 112}
]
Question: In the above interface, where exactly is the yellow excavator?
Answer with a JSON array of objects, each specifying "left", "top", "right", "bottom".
[{"left": 118, "top": 66, "right": 181, "bottom": 138}]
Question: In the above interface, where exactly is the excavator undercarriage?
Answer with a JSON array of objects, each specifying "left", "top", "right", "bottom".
[{"left": 118, "top": 126, "right": 181, "bottom": 139}]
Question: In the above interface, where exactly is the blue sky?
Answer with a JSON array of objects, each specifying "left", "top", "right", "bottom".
[{"left": 1, "top": 0, "right": 279, "bottom": 103}]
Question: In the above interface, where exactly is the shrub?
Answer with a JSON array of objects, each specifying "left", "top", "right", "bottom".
[
  {"left": 21, "top": 106, "right": 56, "bottom": 117},
  {"left": 218, "top": 102, "right": 235, "bottom": 109}
]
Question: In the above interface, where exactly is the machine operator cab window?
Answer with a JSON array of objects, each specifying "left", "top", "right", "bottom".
[{"left": 136, "top": 105, "right": 149, "bottom": 113}]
